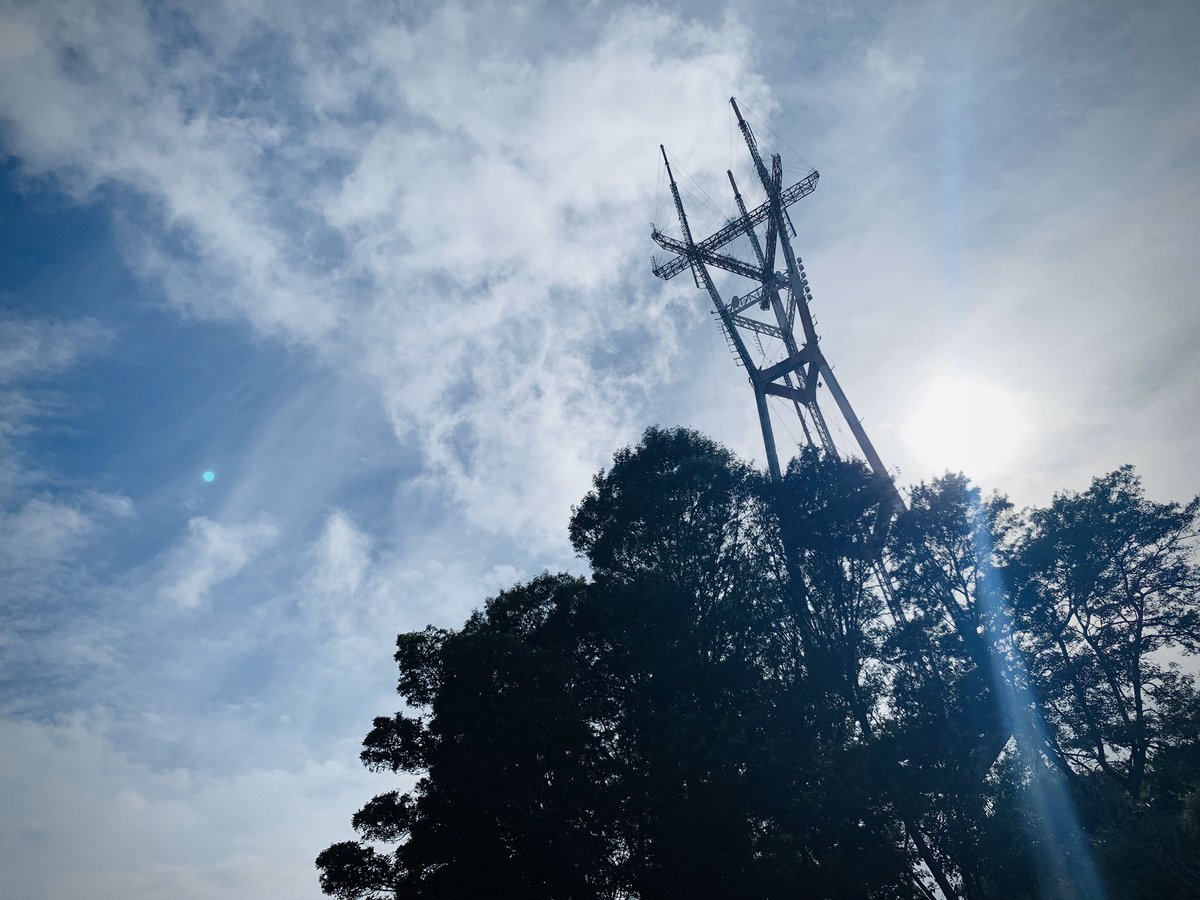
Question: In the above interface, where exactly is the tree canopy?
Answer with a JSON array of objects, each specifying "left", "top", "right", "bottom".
[{"left": 318, "top": 428, "right": 1200, "bottom": 899}]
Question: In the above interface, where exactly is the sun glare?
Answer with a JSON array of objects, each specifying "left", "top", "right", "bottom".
[{"left": 902, "top": 376, "right": 1031, "bottom": 478}]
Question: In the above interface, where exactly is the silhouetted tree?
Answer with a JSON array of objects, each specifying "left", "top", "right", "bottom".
[
  {"left": 1011, "top": 466, "right": 1200, "bottom": 800},
  {"left": 568, "top": 432, "right": 913, "bottom": 897},
  {"left": 882, "top": 474, "right": 1034, "bottom": 896},
  {"left": 318, "top": 429, "right": 1200, "bottom": 900},
  {"left": 1009, "top": 467, "right": 1200, "bottom": 898}
]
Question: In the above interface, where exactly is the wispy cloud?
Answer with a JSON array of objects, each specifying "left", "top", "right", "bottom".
[
  {"left": 0, "top": 316, "right": 111, "bottom": 383},
  {"left": 0, "top": 712, "right": 379, "bottom": 900},
  {"left": 0, "top": 311, "right": 130, "bottom": 608},
  {"left": 306, "top": 510, "right": 371, "bottom": 605},
  {"left": 159, "top": 513, "right": 278, "bottom": 609},
  {"left": 0, "top": 315, "right": 113, "bottom": 496},
  {"left": 1, "top": 491, "right": 132, "bottom": 563},
  {"left": 0, "top": 1, "right": 772, "bottom": 543}
]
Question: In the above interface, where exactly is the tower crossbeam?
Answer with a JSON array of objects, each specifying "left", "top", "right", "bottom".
[
  {"left": 732, "top": 314, "right": 786, "bottom": 342},
  {"left": 650, "top": 170, "right": 819, "bottom": 280},
  {"left": 651, "top": 231, "right": 765, "bottom": 282},
  {"left": 728, "top": 278, "right": 786, "bottom": 314}
]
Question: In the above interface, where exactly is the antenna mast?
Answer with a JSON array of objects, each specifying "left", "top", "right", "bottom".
[
  {"left": 651, "top": 103, "right": 968, "bottom": 897},
  {"left": 652, "top": 98, "right": 898, "bottom": 503}
]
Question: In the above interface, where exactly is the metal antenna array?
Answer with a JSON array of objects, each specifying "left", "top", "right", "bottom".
[
  {"left": 652, "top": 98, "right": 898, "bottom": 501},
  {"left": 650, "top": 105, "right": 992, "bottom": 897}
]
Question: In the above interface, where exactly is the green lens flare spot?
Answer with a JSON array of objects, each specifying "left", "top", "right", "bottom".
[{"left": 203, "top": 470, "right": 216, "bottom": 482}]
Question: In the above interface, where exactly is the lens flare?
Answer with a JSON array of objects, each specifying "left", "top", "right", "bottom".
[
  {"left": 968, "top": 496, "right": 1106, "bottom": 899},
  {"left": 202, "top": 470, "right": 216, "bottom": 482}
]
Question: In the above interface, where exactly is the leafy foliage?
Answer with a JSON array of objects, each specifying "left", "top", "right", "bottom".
[
  {"left": 318, "top": 428, "right": 1200, "bottom": 899},
  {"left": 1011, "top": 466, "right": 1200, "bottom": 799}
]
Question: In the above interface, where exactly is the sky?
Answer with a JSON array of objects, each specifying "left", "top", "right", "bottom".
[{"left": 1, "top": 0, "right": 1198, "bottom": 896}]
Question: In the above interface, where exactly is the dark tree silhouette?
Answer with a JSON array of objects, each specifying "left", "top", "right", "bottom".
[
  {"left": 1011, "top": 466, "right": 1200, "bottom": 800},
  {"left": 318, "top": 428, "right": 1200, "bottom": 900}
]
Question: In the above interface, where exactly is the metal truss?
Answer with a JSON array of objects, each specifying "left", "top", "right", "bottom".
[
  {"left": 652, "top": 98, "right": 907, "bottom": 622},
  {"left": 651, "top": 97, "right": 897, "bottom": 498}
]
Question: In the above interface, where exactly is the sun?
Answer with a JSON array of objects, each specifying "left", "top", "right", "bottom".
[{"left": 901, "top": 375, "right": 1031, "bottom": 478}]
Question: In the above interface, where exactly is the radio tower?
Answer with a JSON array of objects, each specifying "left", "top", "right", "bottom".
[
  {"left": 650, "top": 101, "right": 976, "bottom": 898},
  {"left": 652, "top": 98, "right": 898, "bottom": 502}
]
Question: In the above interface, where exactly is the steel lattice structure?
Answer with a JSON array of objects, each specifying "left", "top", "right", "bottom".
[{"left": 652, "top": 98, "right": 898, "bottom": 499}]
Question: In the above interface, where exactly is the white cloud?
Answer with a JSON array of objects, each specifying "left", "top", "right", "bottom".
[
  {"left": 300, "top": 510, "right": 373, "bottom": 640},
  {"left": 307, "top": 510, "right": 371, "bottom": 601},
  {"left": 0, "top": 315, "right": 114, "bottom": 499},
  {"left": 296, "top": 507, "right": 542, "bottom": 671},
  {"left": 0, "top": 0, "right": 772, "bottom": 544},
  {"left": 0, "top": 316, "right": 112, "bottom": 384},
  {"left": 0, "top": 712, "right": 377, "bottom": 900},
  {"left": 2, "top": 497, "right": 91, "bottom": 557},
  {"left": 0, "top": 313, "right": 137, "bottom": 716},
  {"left": 0, "top": 491, "right": 134, "bottom": 614},
  {"left": 865, "top": 44, "right": 925, "bottom": 92},
  {"left": 159, "top": 514, "right": 278, "bottom": 609}
]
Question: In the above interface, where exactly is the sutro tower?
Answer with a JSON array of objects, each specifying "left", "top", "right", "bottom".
[{"left": 652, "top": 98, "right": 895, "bottom": 497}]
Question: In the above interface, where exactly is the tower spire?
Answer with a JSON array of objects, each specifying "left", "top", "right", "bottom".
[{"left": 651, "top": 98, "right": 900, "bottom": 508}]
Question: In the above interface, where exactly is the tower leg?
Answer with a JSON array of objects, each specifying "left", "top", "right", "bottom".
[
  {"left": 754, "top": 386, "right": 783, "bottom": 482},
  {"left": 818, "top": 361, "right": 903, "bottom": 508}
]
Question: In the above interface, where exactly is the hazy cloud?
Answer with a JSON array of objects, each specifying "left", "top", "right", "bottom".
[
  {"left": 0, "top": 0, "right": 774, "bottom": 543},
  {"left": 159, "top": 514, "right": 278, "bottom": 610},
  {"left": 0, "top": 713, "right": 378, "bottom": 900},
  {"left": 0, "top": 316, "right": 112, "bottom": 384}
]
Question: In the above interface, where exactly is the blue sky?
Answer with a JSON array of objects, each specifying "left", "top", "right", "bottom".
[{"left": 1, "top": 1, "right": 1198, "bottom": 896}]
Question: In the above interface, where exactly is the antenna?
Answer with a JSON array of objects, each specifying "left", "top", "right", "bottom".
[
  {"left": 652, "top": 98, "right": 898, "bottom": 504},
  {"left": 649, "top": 104, "right": 974, "bottom": 896}
]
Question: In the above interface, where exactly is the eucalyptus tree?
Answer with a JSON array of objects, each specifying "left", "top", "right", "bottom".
[
  {"left": 317, "top": 430, "right": 1200, "bottom": 900},
  {"left": 319, "top": 429, "right": 917, "bottom": 899},
  {"left": 1010, "top": 466, "right": 1200, "bottom": 801},
  {"left": 1008, "top": 468, "right": 1200, "bottom": 897}
]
